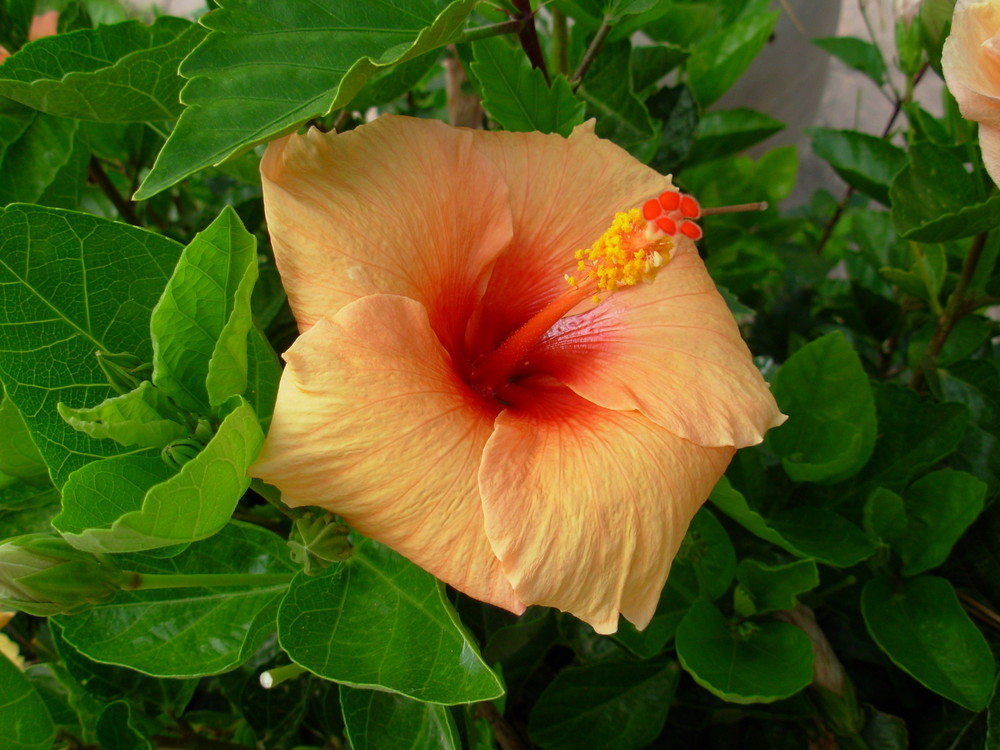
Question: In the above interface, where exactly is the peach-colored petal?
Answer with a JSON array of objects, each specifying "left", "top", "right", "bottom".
[
  {"left": 260, "top": 116, "right": 513, "bottom": 357},
  {"left": 250, "top": 294, "right": 524, "bottom": 614},
  {"left": 525, "top": 242, "right": 785, "bottom": 448},
  {"left": 464, "top": 122, "right": 674, "bottom": 359},
  {"left": 28, "top": 11, "right": 58, "bottom": 41},
  {"left": 943, "top": 0, "right": 1000, "bottom": 118},
  {"left": 979, "top": 120, "right": 1000, "bottom": 184},
  {"left": 479, "top": 380, "right": 733, "bottom": 634}
]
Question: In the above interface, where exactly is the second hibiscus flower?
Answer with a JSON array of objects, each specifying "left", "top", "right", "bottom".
[{"left": 250, "top": 115, "right": 785, "bottom": 634}]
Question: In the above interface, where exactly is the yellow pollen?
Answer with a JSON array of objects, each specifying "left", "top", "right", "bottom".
[{"left": 569, "top": 208, "right": 674, "bottom": 297}]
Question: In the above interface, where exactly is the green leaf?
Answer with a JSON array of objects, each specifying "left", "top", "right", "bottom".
[
  {"left": 0, "top": 648, "right": 55, "bottom": 750},
  {"left": 0, "top": 16, "right": 205, "bottom": 121},
  {"left": 862, "top": 486, "right": 907, "bottom": 544},
  {"left": 615, "top": 507, "right": 735, "bottom": 658},
  {"left": 135, "top": 0, "right": 477, "bottom": 199},
  {"left": 894, "top": 469, "right": 986, "bottom": 576},
  {"left": 528, "top": 660, "right": 680, "bottom": 750},
  {"left": 57, "top": 381, "right": 189, "bottom": 450},
  {"left": 471, "top": 37, "right": 584, "bottom": 137},
  {"left": 646, "top": 84, "right": 697, "bottom": 174},
  {"left": 0, "top": 394, "right": 48, "bottom": 483},
  {"left": 54, "top": 397, "right": 263, "bottom": 553},
  {"left": 340, "top": 686, "right": 460, "bottom": 750},
  {"left": 687, "top": 11, "right": 778, "bottom": 107},
  {"left": 151, "top": 206, "right": 258, "bottom": 414},
  {"left": 675, "top": 600, "right": 814, "bottom": 704},
  {"left": 988, "top": 673, "right": 1000, "bottom": 750},
  {"left": 631, "top": 43, "right": 687, "bottom": 95},
  {"left": 686, "top": 107, "right": 784, "bottom": 164},
  {"left": 95, "top": 701, "right": 152, "bottom": 750},
  {"left": 0, "top": 205, "right": 181, "bottom": 486},
  {"left": 577, "top": 39, "right": 656, "bottom": 154},
  {"left": 767, "top": 331, "right": 877, "bottom": 483},
  {"left": 862, "top": 575, "right": 996, "bottom": 711},
  {"left": 890, "top": 141, "right": 1000, "bottom": 242},
  {"left": 711, "top": 477, "right": 876, "bottom": 567},
  {"left": 0, "top": 0, "right": 33, "bottom": 50},
  {"left": 812, "top": 36, "right": 886, "bottom": 85},
  {"left": 855, "top": 383, "right": 968, "bottom": 492},
  {"left": 733, "top": 559, "right": 819, "bottom": 617},
  {"left": 809, "top": 128, "right": 907, "bottom": 205},
  {"left": 277, "top": 536, "right": 503, "bottom": 704},
  {"left": 54, "top": 522, "right": 294, "bottom": 678}
]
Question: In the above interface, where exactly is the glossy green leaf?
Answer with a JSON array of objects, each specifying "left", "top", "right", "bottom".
[
  {"left": 855, "top": 383, "right": 969, "bottom": 492},
  {"left": 151, "top": 206, "right": 258, "bottom": 414},
  {"left": 472, "top": 37, "right": 583, "bottom": 137},
  {"left": 528, "top": 660, "right": 679, "bottom": 750},
  {"left": 862, "top": 575, "right": 995, "bottom": 711},
  {"left": 341, "top": 686, "right": 460, "bottom": 750},
  {"left": 55, "top": 397, "right": 263, "bottom": 553},
  {"left": 0, "top": 644, "right": 55, "bottom": 750},
  {"left": 940, "top": 359, "right": 1000, "bottom": 493},
  {"left": 687, "top": 11, "right": 777, "bottom": 107},
  {"left": 0, "top": 394, "right": 47, "bottom": 483},
  {"left": 615, "top": 507, "right": 735, "bottom": 658},
  {"left": 809, "top": 128, "right": 907, "bottom": 205},
  {"left": 711, "top": 478, "right": 876, "bottom": 567},
  {"left": 734, "top": 559, "right": 819, "bottom": 617},
  {"left": 57, "top": 381, "right": 189, "bottom": 450},
  {"left": 0, "top": 16, "right": 205, "bottom": 121},
  {"left": 862, "top": 486, "right": 907, "bottom": 544},
  {"left": 686, "top": 107, "right": 784, "bottom": 164},
  {"left": 675, "top": 600, "right": 814, "bottom": 704},
  {"left": 577, "top": 39, "right": 656, "bottom": 154},
  {"left": 895, "top": 469, "right": 986, "bottom": 576},
  {"left": 54, "top": 522, "right": 294, "bottom": 678},
  {"left": 631, "top": 43, "right": 687, "bottom": 94},
  {"left": 767, "top": 331, "right": 877, "bottom": 483},
  {"left": 890, "top": 141, "right": 1000, "bottom": 241},
  {"left": 278, "top": 536, "right": 503, "bottom": 704},
  {"left": 0, "top": 205, "right": 181, "bottom": 486},
  {"left": 136, "top": 0, "right": 477, "bottom": 199},
  {"left": 646, "top": 84, "right": 697, "bottom": 174},
  {"left": 95, "top": 701, "right": 151, "bottom": 750},
  {"left": 812, "top": 36, "right": 886, "bottom": 84}
]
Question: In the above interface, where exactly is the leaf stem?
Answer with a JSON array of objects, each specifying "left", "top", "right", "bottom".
[
  {"left": 476, "top": 701, "right": 528, "bottom": 750},
  {"left": 124, "top": 572, "right": 295, "bottom": 590},
  {"left": 89, "top": 157, "right": 142, "bottom": 227},
  {"left": 259, "top": 662, "right": 309, "bottom": 688},
  {"left": 910, "top": 231, "right": 989, "bottom": 390},
  {"left": 571, "top": 17, "right": 612, "bottom": 87},
  {"left": 552, "top": 8, "right": 569, "bottom": 77},
  {"left": 456, "top": 18, "right": 525, "bottom": 44},
  {"left": 511, "top": 0, "right": 550, "bottom": 85}
]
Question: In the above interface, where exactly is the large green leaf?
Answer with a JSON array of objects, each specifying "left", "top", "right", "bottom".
[
  {"left": 95, "top": 701, "right": 151, "bottom": 750},
  {"left": 733, "top": 559, "right": 819, "bottom": 617},
  {"left": 767, "top": 331, "right": 877, "bottom": 483},
  {"left": 577, "top": 39, "right": 656, "bottom": 154},
  {"left": 54, "top": 397, "right": 263, "bottom": 553},
  {"left": 675, "top": 600, "right": 814, "bottom": 704},
  {"left": 528, "top": 660, "right": 680, "bottom": 750},
  {"left": 0, "top": 205, "right": 181, "bottom": 486},
  {"left": 471, "top": 36, "right": 584, "bottom": 137},
  {"left": 862, "top": 575, "right": 995, "bottom": 711},
  {"left": 890, "top": 141, "right": 1000, "bottom": 242},
  {"left": 54, "top": 522, "right": 294, "bottom": 677},
  {"left": 151, "top": 206, "right": 258, "bottom": 414},
  {"left": 340, "top": 686, "right": 460, "bottom": 750},
  {"left": 685, "top": 107, "right": 784, "bottom": 164},
  {"left": 0, "top": 649, "right": 55, "bottom": 750},
  {"left": 686, "top": 10, "right": 777, "bottom": 107},
  {"left": 0, "top": 394, "right": 47, "bottom": 483},
  {"left": 809, "top": 128, "right": 907, "bottom": 205},
  {"left": 277, "top": 536, "right": 503, "bottom": 704},
  {"left": 135, "top": 0, "right": 477, "bottom": 199},
  {"left": 0, "top": 16, "right": 205, "bottom": 121},
  {"left": 812, "top": 36, "right": 886, "bottom": 85}
]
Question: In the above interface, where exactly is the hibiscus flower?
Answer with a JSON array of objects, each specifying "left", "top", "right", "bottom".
[
  {"left": 942, "top": 0, "right": 1000, "bottom": 186},
  {"left": 250, "top": 115, "right": 784, "bottom": 634}
]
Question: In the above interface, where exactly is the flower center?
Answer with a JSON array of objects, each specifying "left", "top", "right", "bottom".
[{"left": 470, "top": 189, "right": 701, "bottom": 395}]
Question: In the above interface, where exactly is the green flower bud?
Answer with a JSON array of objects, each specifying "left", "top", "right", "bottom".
[
  {"left": 288, "top": 515, "right": 353, "bottom": 575},
  {"left": 162, "top": 439, "right": 202, "bottom": 469},
  {"left": 96, "top": 350, "right": 152, "bottom": 395},
  {"left": 0, "top": 535, "right": 125, "bottom": 616}
]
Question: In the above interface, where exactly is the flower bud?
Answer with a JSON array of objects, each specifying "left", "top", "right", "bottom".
[
  {"left": 288, "top": 515, "right": 353, "bottom": 574},
  {"left": 96, "top": 350, "right": 152, "bottom": 395},
  {"left": 0, "top": 535, "right": 125, "bottom": 616}
]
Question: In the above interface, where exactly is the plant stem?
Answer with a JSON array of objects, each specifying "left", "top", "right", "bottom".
[
  {"left": 259, "top": 662, "right": 309, "bottom": 688},
  {"left": 572, "top": 17, "right": 612, "bottom": 87},
  {"left": 552, "top": 8, "right": 569, "bottom": 77},
  {"left": 456, "top": 18, "right": 525, "bottom": 44},
  {"left": 511, "top": 0, "right": 549, "bottom": 84},
  {"left": 124, "top": 572, "right": 295, "bottom": 590},
  {"left": 910, "top": 231, "right": 989, "bottom": 390},
  {"left": 89, "top": 157, "right": 142, "bottom": 227},
  {"left": 476, "top": 701, "right": 528, "bottom": 750}
]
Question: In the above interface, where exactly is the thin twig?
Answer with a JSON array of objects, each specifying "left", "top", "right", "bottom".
[
  {"left": 476, "top": 701, "right": 528, "bottom": 750},
  {"left": 511, "top": 0, "right": 549, "bottom": 84},
  {"left": 957, "top": 590, "right": 1000, "bottom": 634},
  {"left": 456, "top": 18, "right": 525, "bottom": 44},
  {"left": 89, "top": 157, "right": 142, "bottom": 227},
  {"left": 551, "top": 7, "right": 569, "bottom": 77},
  {"left": 571, "top": 17, "right": 611, "bottom": 87}
]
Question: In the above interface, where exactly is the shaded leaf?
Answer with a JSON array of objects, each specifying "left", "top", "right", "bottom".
[
  {"left": 734, "top": 559, "right": 819, "bottom": 617},
  {"left": 0, "top": 643, "right": 55, "bottom": 750},
  {"left": 809, "top": 128, "right": 907, "bottom": 205},
  {"left": 577, "top": 39, "right": 656, "bottom": 154},
  {"left": 340, "top": 686, "right": 460, "bottom": 750},
  {"left": 686, "top": 107, "right": 784, "bottom": 164},
  {"left": 95, "top": 701, "right": 152, "bottom": 750}
]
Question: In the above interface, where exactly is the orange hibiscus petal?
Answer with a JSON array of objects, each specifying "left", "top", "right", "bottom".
[
  {"left": 528, "top": 242, "right": 785, "bottom": 448},
  {"left": 465, "top": 122, "right": 674, "bottom": 358},
  {"left": 260, "top": 116, "right": 514, "bottom": 357},
  {"left": 479, "top": 380, "right": 733, "bottom": 634},
  {"left": 250, "top": 294, "right": 523, "bottom": 614}
]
